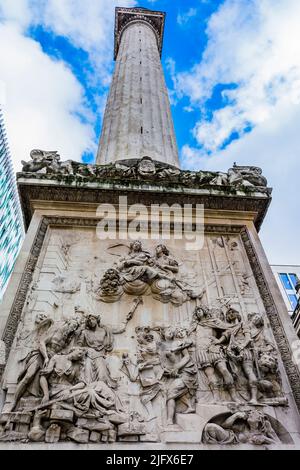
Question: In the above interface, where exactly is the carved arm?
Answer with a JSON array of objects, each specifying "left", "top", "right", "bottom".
[
  {"left": 222, "top": 412, "right": 247, "bottom": 429},
  {"left": 173, "top": 348, "right": 191, "bottom": 373}
]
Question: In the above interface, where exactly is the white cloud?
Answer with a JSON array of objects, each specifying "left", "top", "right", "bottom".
[
  {"left": 176, "top": 0, "right": 300, "bottom": 264},
  {"left": 177, "top": 8, "right": 197, "bottom": 27},
  {"left": 40, "top": 0, "right": 136, "bottom": 83},
  {"left": 0, "top": 0, "right": 33, "bottom": 28},
  {"left": 0, "top": 0, "right": 137, "bottom": 171},
  {"left": 182, "top": 100, "right": 300, "bottom": 265},
  {"left": 0, "top": 23, "right": 96, "bottom": 171},
  {"left": 175, "top": 0, "right": 300, "bottom": 152},
  {"left": 1, "top": 0, "right": 137, "bottom": 83}
]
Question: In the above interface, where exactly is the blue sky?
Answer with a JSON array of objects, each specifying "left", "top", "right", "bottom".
[
  {"left": 24, "top": 0, "right": 226, "bottom": 163},
  {"left": 0, "top": 0, "right": 300, "bottom": 265}
]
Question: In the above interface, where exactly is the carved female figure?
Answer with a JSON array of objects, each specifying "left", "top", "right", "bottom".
[
  {"left": 40, "top": 347, "right": 126, "bottom": 421},
  {"left": 76, "top": 300, "right": 140, "bottom": 387},
  {"left": 203, "top": 410, "right": 280, "bottom": 445},
  {"left": 117, "top": 241, "right": 156, "bottom": 283}
]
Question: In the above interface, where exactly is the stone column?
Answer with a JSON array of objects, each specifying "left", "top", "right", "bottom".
[{"left": 96, "top": 20, "right": 179, "bottom": 167}]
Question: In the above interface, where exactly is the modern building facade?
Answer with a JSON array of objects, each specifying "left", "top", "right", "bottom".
[
  {"left": 1, "top": 6, "right": 300, "bottom": 449},
  {"left": 0, "top": 108, "right": 23, "bottom": 300},
  {"left": 293, "top": 297, "right": 300, "bottom": 338},
  {"left": 271, "top": 265, "right": 300, "bottom": 316}
]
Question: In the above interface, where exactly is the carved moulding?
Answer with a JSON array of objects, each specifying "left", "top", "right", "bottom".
[
  {"left": 241, "top": 227, "right": 300, "bottom": 410},
  {"left": 3, "top": 217, "right": 300, "bottom": 422}
]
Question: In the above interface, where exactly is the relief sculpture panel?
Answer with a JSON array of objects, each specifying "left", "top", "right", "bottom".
[{"left": 0, "top": 228, "right": 294, "bottom": 445}]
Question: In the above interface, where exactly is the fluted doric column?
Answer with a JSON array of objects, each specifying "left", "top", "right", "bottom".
[{"left": 96, "top": 7, "right": 179, "bottom": 167}]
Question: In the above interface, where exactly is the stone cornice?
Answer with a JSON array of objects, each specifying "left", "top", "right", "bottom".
[
  {"left": 17, "top": 155, "right": 272, "bottom": 231},
  {"left": 17, "top": 177, "right": 271, "bottom": 232},
  {"left": 114, "top": 7, "right": 166, "bottom": 59}
]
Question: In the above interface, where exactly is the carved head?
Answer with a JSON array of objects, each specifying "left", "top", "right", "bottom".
[
  {"left": 144, "top": 333, "right": 154, "bottom": 343},
  {"left": 249, "top": 313, "right": 264, "bottom": 328},
  {"left": 65, "top": 318, "right": 80, "bottom": 333},
  {"left": 193, "top": 306, "right": 210, "bottom": 321},
  {"left": 226, "top": 308, "right": 241, "bottom": 323},
  {"left": 162, "top": 326, "right": 175, "bottom": 341},
  {"left": 130, "top": 240, "right": 142, "bottom": 253},
  {"left": 135, "top": 326, "right": 153, "bottom": 344},
  {"left": 175, "top": 327, "right": 187, "bottom": 339},
  {"left": 155, "top": 244, "right": 169, "bottom": 257},
  {"left": 69, "top": 347, "right": 86, "bottom": 361},
  {"left": 258, "top": 353, "right": 278, "bottom": 374},
  {"left": 246, "top": 409, "right": 265, "bottom": 426},
  {"left": 86, "top": 314, "right": 101, "bottom": 329},
  {"left": 138, "top": 156, "right": 156, "bottom": 176}
]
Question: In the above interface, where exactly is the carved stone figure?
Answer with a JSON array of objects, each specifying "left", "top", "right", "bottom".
[
  {"left": 150, "top": 244, "right": 184, "bottom": 304},
  {"left": 7, "top": 313, "right": 53, "bottom": 412},
  {"left": 39, "top": 347, "right": 87, "bottom": 403},
  {"left": 214, "top": 309, "right": 281, "bottom": 405},
  {"left": 189, "top": 306, "right": 240, "bottom": 403},
  {"left": 203, "top": 410, "right": 281, "bottom": 445},
  {"left": 98, "top": 242, "right": 202, "bottom": 305},
  {"left": 122, "top": 327, "right": 163, "bottom": 419},
  {"left": 159, "top": 327, "right": 197, "bottom": 426},
  {"left": 209, "top": 172, "right": 229, "bottom": 186},
  {"left": 21, "top": 150, "right": 60, "bottom": 173},
  {"left": 38, "top": 347, "right": 127, "bottom": 423},
  {"left": 137, "top": 156, "right": 157, "bottom": 177},
  {"left": 228, "top": 164, "right": 267, "bottom": 188},
  {"left": 21, "top": 149, "right": 74, "bottom": 175},
  {"left": 76, "top": 300, "right": 141, "bottom": 387},
  {"left": 117, "top": 241, "right": 161, "bottom": 288},
  {"left": 257, "top": 353, "right": 288, "bottom": 405},
  {"left": 41, "top": 317, "right": 81, "bottom": 361},
  {"left": 33, "top": 317, "right": 80, "bottom": 405}
]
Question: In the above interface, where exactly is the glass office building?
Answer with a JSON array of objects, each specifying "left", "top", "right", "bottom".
[
  {"left": 0, "top": 108, "right": 24, "bottom": 300},
  {"left": 271, "top": 265, "right": 300, "bottom": 315}
]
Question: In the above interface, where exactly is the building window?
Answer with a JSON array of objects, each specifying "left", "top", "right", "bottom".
[
  {"left": 280, "top": 273, "right": 293, "bottom": 290},
  {"left": 289, "top": 273, "right": 298, "bottom": 289},
  {"left": 288, "top": 294, "right": 298, "bottom": 310}
]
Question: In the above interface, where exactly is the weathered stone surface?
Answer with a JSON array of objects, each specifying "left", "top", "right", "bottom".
[
  {"left": 118, "top": 435, "right": 139, "bottom": 442},
  {"left": 97, "top": 11, "right": 179, "bottom": 167},
  {"left": 66, "top": 427, "right": 89, "bottom": 444},
  {"left": 0, "top": 225, "right": 299, "bottom": 446},
  {"left": 89, "top": 431, "right": 101, "bottom": 443},
  {"left": 45, "top": 424, "right": 61, "bottom": 443},
  {"left": 0, "top": 5, "right": 300, "bottom": 450},
  {"left": 50, "top": 410, "right": 74, "bottom": 423}
]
